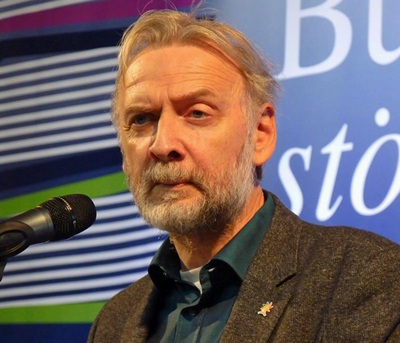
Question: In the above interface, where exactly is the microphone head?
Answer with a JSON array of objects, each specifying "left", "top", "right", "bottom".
[{"left": 39, "top": 194, "right": 96, "bottom": 240}]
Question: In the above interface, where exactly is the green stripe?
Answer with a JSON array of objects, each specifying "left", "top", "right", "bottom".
[
  {"left": 0, "top": 172, "right": 127, "bottom": 322},
  {"left": 0, "top": 172, "right": 127, "bottom": 217},
  {"left": 0, "top": 301, "right": 105, "bottom": 323}
]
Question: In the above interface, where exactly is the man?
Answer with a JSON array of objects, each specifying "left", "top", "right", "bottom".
[{"left": 89, "top": 9, "right": 400, "bottom": 342}]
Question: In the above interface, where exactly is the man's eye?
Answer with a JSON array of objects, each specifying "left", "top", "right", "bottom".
[
  {"left": 132, "top": 114, "right": 152, "bottom": 125},
  {"left": 191, "top": 110, "right": 206, "bottom": 118}
]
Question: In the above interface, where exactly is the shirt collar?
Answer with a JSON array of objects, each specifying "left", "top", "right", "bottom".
[
  {"left": 210, "top": 190, "right": 274, "bottom": 280},
  {"left": 148, "top": 190, "right": 275, "bottom": 288}
]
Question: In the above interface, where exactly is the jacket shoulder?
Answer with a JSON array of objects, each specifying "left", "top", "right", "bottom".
[{"left": 270, "top": 192, "right": 400, "bottom": 257}]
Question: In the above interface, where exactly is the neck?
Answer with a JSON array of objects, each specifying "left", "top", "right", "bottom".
[{"left": 171, "top": 186, "right": 265, "bottom": 270}]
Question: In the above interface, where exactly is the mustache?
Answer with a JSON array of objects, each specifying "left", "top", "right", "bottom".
[{"left": 142, "top": 163, "right": 206, "bottom": 190}]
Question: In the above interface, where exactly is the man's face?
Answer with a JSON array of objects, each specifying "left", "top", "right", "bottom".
[{"left": 118, "top": 44, "right": 257, "bottom": 236}]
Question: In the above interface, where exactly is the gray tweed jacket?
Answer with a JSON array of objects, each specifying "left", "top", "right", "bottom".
[{"left": 88, "top": 194, "right": 400, "bottom": 342}]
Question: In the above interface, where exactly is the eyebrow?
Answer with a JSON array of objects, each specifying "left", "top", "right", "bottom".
[
  {"left": 124, "top": 105, "right": 154, "bottom": 116},
  {"left": 123, "top": 88, "right": 219, "bottom": 116}
]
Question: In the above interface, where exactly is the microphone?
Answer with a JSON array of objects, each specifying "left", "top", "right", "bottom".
[{"left": 0, "top": 194, "right": 96, "bottom": 260}]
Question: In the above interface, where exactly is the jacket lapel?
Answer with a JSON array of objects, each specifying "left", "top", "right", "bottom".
[
  {"left": 119, "top": 277, "right": 161, "bottom": 343},
  {"left": 221, "top": 195, "right": 301, "bottom": 342}
]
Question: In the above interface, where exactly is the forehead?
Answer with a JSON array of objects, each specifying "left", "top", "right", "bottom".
[{"left": 123, "top": 44, "right": 244, "bottom": 97}]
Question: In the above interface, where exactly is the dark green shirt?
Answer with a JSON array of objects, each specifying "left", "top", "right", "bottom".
[{"left": 147, "top": 191, "right": 274, "bottom": 342}]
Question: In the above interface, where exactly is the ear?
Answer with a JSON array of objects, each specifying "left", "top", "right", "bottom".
[{"left": 252, "top": 103, "right": 276, "bottom": 166}]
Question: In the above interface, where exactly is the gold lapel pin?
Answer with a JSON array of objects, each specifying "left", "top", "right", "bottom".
[{"left": 257, "top": 302, "right": 274, "bottom": 317}]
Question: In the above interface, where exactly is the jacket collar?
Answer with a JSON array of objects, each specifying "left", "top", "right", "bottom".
[{"left": 221, "top": 194, "right": 301, "bottom": 342}]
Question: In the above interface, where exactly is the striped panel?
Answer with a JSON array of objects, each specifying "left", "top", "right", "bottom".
[
  {"left": 0, "top": 192, "right": 165, "bottom": 308},
  {"left": 0, "top": 46, "right": 119, "bottom": 169},
  {"left": 0, "top": 0, "right": 96, "bottom": 20}
]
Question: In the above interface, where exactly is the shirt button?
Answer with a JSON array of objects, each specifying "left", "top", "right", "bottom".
[{"left": 188, "top": 308, "right": 198, "bottom": 317}]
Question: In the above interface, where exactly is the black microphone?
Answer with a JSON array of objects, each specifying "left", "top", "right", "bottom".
[{"left": 0, "top": 194, "right": 96, "bottom": 260}]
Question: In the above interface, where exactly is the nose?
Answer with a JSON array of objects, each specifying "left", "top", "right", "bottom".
[{"left": 148, "top": 112, "right": 184, "bottom": 162}]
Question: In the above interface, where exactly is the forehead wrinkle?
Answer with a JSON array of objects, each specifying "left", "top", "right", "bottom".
[
  {"left": 127, "top": 70, "right": 242, "bottom": 103},
  {"left": 123, "top": 46, "right": 245, "bottom": 110},
  {"left": 166, "top": 67, "right": 244, "bottom": 100},
  {"left": 126, "top": 48, "right": 242, "bottom": 85}
]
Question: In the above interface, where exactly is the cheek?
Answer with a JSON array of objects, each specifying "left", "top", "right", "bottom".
[
  {"left": 217, "top": 127, "right": 249, "bottom": 158},
  {"left": 200, "top": 137, "right": 245, "bottom": 171},
  {"left": 121, "top": 134, "right": 150, "bottom": 159},
  {"left": 120, "top": 139, "right": 150, "bottom": 177}
]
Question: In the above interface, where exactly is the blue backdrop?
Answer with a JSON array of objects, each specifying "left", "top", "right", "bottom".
[{"left": 214, "top": 0, "right": 400, "bottom": 242}]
